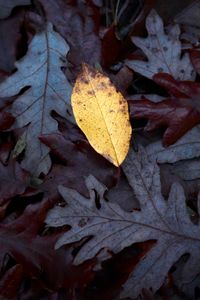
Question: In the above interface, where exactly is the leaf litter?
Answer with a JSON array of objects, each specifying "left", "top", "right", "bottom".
[
  {"left": 0, "top": 22, "right": 72, "bottom": 175},
  {"left": 46, "top": 147, "right": 200, "bottom": 298},
  {"left": 0, "top": 2, "right": 200, "bottom": 300},
  {"left": 126, "top": 9, "right": 195, "bottom": 80}
]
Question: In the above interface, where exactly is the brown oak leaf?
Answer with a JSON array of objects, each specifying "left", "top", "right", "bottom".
[{"left": 129, "top": 73, "right": 200, "bottom": 146}]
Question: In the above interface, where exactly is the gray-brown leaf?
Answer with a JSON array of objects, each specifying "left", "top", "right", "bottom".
[{"left": 45, "top": 146, "right": 200, "bottom": 298}]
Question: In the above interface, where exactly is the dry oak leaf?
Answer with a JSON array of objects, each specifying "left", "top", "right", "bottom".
[
  {"left": 126, "top": 9, "right": 195, "bottom": 81},
  {"left": 71, "top": 64, "right": 132, "bottom": 166},
  {"left": 129, "top": 73, "right": 200, "bottom": 146},
  {"left": 45, "top": 147, "right": 200, "bottom": 299},
  {"left": 0, "top": 23, "right": 72, "bottom": 175},
  {"left": 0, "top": 0, "right": 31, "bottom": 19},
  {"left": 146, "top": 125, "right": 200, "bottom": 164}
]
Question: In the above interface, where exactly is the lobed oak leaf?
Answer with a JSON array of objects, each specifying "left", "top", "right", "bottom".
[
  {"left": 146, "top": 125, "right": 200, "bottom": 164},
  {"left": 71, "top": 64, "right": 132, "bottom": 166},
  {"left": 129, "top": 73, "right": 200, "bottom": 146},
  {"left": 45, "top": 147, "right": 200, "bottom": 299},
  {"left": 126, "top": 9, "right": 195, "bottom": 80},
  {"left": 0, "top": 23, "right": 72, "bottom": 174}
]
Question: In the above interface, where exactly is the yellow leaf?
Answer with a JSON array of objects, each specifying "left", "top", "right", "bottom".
[{"left": 71, "top": 64, "right": 132, "bottom": 167}]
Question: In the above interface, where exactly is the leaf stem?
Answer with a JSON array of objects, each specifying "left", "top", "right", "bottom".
[{"left": 114, "top": 0, "right": 121, "bottom": 25}]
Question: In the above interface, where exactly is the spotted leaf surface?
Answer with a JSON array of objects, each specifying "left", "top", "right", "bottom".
[
  {"left": 71, "top": 64, "right": 132, "bottom": 166},
  {"left": 126, "top": 9, "right": 195, "bottom": 80}
]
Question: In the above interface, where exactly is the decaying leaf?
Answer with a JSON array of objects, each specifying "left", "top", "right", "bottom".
[
  {"left": 0, "top": 0, "right": 30, "bottom": 19},
  {"left": 45, "top": 147, "right": 200, "bottom": 299},
  {"left": 0, "top": 23, "right": 72, "bottom": 174},
  {"left": 71, "top": 64, "right": 132, "bottom": 166},
  {"left": 126, "top": 9, "right": 195, "bottom": 80}
]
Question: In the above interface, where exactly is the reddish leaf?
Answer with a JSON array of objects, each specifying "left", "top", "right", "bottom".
[
  {"left": 0, "top": 200, "right": 94, "bottom": 291},
  {"left": 40, "top": 132, "right": 118, "bottom": 198},
  {"left": 109, "top": 66, "right": 133, "bottom": 95},
  {"left": 38, "top": 0, "right": 102, "bottom": 81},
  {"left": 0, "top": 160, "right": 29, "bottom": 206},
  {"left": 0, "top": 265, "right": 23, "bottom": 300},
  {"left": 0, "top": 111, "right": 15, "bottom": 131},
  {"left": 190, "top": 48, "right": 200, "bottom": 75},
  {"left": 101, "top": 25, "right": 122, "bottom": 67},
  {"left": 129, "top": 73, "right": 200, "bottom": 146},
  {"left": 0, "top": 138, "right": 15, "bottom": 164}
]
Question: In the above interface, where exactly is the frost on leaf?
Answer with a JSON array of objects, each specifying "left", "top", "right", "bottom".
[
  {"left": 45, "top": 146, "right": 200, "bottom": 298},
  {"left": 0, "top": 23, "right": 72, "bottom": 174},
  {"left": 126, "top": 9, "right": 195, "bottom": 80}
]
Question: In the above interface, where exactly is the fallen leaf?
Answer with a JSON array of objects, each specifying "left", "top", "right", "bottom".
[
  {"left": 101, "top": 25, "right": 122, "bottom": 68},
  {"left": 129, "top": 73, "right": 200, "bottom": 146},
  {"left": 40, "top": 131, "right": 118, "bottom": 198},
  {"left": 159, "top": 163, "right": 200, "bottom": 206},
  {"left": 0, "top": 265, "right": 23, "bottom": 300},
  {"left": 37, "top": 0, "right": 102, "bottom": 81},
  {"left": 0, "top": 137, "right": 14, "bottom": 164},
  {"left": 45, "top": 147, "right": 200, "bottom": 299},
  {"left": 106, "top": 171, "right": 139, "bottom": 212},
  {"left": 146, "top": 125, "right": 200, "bottom": 163},
  {"left": 126, "top": 9, "right": 195, "bottom": 80},
  {"left": 109, "top": 66, "right": 134, "bottom": 96},
  {"left": 0, "top": 0, "right": 30, "bottom": 19},
  {"left": 0, "top": 199, "right": 94, "bottom": 292},
  {"left": 0, "top": 159, "right": 30, "bottom": 206},
  {"left": 0, "top": 111, "right": 15, "bottom": 131},
  {"left": 174, "top": 1, "right": 200, "bottom": 28},
  {"left": 0, "top": 23, "right": 72, "bottom": 174},
  {"left": 164, "top": 159, "right": 200, "bottom": 181},
  {"left": 190, "top": 48, "right": 200, "bottom": 74},
  {"left": 71, "top": 64, "right": 132, "bottom": 166}
]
